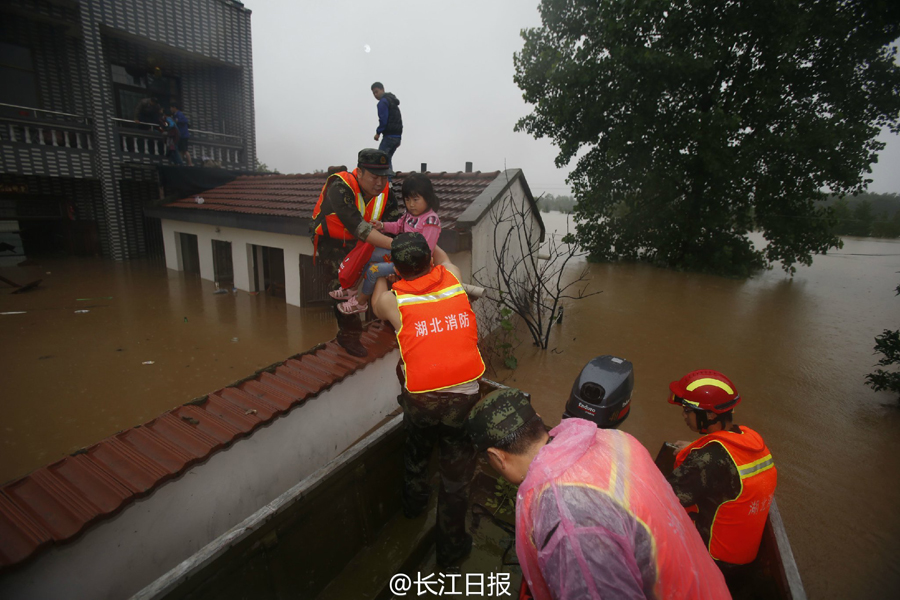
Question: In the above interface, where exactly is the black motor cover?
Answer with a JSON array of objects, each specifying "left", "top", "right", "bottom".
[{"left": 562, "top": 355, "right": 634, "bottom": 428}]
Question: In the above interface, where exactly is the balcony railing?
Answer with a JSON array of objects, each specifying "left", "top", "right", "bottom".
[
  {"left": 0, "top": 105, "right": 246, "bottom": 168},
  {"left": 0, "top": 103, "right": 93, "bottom": 150},
  {"left": 113, "top": 118, "right": 245, "bottom": 167}
]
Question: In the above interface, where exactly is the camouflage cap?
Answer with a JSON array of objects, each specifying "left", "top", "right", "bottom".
[
  {"left": 357, "top": 148, "right": 394, "bottom": 175},
  {"left": 391, "top": 232, "right": 431, "bottom": 272},
  {"left": 466, "top": 388, "right": 537, "bottom": 452}
]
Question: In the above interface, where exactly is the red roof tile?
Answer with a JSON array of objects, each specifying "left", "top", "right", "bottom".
[
  {"left": 164, "top": 171, "right": 502, "bottom": 229},
  {"left": 0, "top": 321, "right": 398, "bottom": 572}
]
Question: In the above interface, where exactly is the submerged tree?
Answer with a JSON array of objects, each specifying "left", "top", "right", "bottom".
[
  {"left": 472, "top": 190, "right": 599, "bottom": 353},
  {"left": 514, "top": 0, "right": 900, "bottom": 276},
  {"left": 866, "top": 283, "right": 900, "bottom": 402}
]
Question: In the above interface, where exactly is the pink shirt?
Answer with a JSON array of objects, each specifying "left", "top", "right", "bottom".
[{"left": 382, "top": 209, "right": 441, "bottom": 250}]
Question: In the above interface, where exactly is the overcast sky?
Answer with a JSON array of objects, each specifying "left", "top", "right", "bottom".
[{"left": 249, "top": 0, "right": 900, "bottom": 197}]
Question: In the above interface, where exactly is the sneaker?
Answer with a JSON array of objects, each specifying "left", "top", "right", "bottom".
[
  {"left": 328, "top": 287, "right": 357, "bottom": 300},
  {"left": 337, "top": 296, "right": 369, "bottom": 315}
]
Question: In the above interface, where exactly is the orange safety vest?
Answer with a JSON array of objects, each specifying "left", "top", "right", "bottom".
[
  {"left": 517, "top": 421, "right": 730, "bottom": 600},
  {"left": 391, "top": 265, "right": 485, "bottom": 393},
  {"left": 675, "top": 426, "right": 777, "bottom": 565},
  {"left": 311, "top": 170, "right": 389, "bottom": 241}
]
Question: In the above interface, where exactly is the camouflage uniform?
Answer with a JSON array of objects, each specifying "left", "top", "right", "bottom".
[
  {"left": 466, "top": 388, "right": 538, "bottom": 451},
  {"left": 311, "top": 153, "right": 400, "bottom": 353},
  {"left": 315, "top": 238, "right": 367, "bottom": 349},
  {"left": 396, "top": 361, "right": 481, "bottom": 566},
  {"left": 666, "top": 429, "right": 743, "bottom": 562},
  {"left": 389, "top": 231, "right": 485, "bottom": 566}
]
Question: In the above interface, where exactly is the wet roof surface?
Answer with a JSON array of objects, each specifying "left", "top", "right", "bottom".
[
  {"left": 0, "top": 321, "right": 398, "bottom": 571},
  {"left": 164, "top": 171, "right": 502, "bottom": 229}
]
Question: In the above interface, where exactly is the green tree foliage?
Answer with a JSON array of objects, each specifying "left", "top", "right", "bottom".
[
  {"left": 829, "top": 192, "right": 900, "bottom": 237},
  {"left": 253, "top": 158, "right": 279, "bottom": 174},
  {"left": 866, "top": 284, "right": 900, "bottom": 402},
  {"left": 514, "top": 0, "right": 900, "bottom": 276}
]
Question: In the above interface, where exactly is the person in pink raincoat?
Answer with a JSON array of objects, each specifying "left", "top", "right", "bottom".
[{"left": 466, "top": 388, "right": 731, "bottom": 600}]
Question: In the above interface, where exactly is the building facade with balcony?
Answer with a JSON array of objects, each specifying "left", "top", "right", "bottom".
[{"left": 0, "top": 0, "right": 256, "bottom": 261}]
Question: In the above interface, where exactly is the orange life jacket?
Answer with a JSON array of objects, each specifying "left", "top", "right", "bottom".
[
  {"left": 517, "top": 422, "right": 730, "bottom": 600},
  {"left": 311, "top": 170, "right": 389, "bottom": 241},
  {"left": 391, "top": 265, "right": 485, "bottom": 393},
  {"left": 675, "top": 426, "right": 777, "bottom": 565}
]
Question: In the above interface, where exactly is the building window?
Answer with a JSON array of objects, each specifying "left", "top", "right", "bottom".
[
  {"left": 0, "top": 42, "right": 39, "bottom": 109},
  {"left": 110, "top": 64, "right": 180, "bottom": 121}
]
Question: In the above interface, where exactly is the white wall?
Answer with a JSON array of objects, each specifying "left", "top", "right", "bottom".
[
  {"left": 469, "top": 179, "right": 541, "bottom": 334},
  {"left": 161, "top": 220, "right": 312, "bottom": 307},
  {"left": 0, "top": 350, "right": 403, "bottom": 600}
]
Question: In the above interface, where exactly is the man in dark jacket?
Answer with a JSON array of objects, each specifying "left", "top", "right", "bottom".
[
  {"left": 371, "top": 82, "right": 402, "bottom": 172},
  {"left": 169, "top": 103, "right": 192, "bottom": 166}
]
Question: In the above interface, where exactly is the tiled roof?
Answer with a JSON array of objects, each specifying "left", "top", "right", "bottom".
[
  {"left": 0, "top": 322, "right": 398, "bottom": 572},
  {"left": 163, "top": 171, "right": 502, "bottom": 229}
]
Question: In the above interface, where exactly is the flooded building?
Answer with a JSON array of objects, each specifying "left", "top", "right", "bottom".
[
  {"left": 149, "top": 169, "right": 544, "bottom": 308},
  {"left": 0, "top": 0, "right": 256, "bottom": 261}
]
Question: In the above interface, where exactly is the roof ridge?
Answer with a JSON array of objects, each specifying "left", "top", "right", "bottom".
[{"left": 0, "top": 322, "right": 398, "bottom": 572}]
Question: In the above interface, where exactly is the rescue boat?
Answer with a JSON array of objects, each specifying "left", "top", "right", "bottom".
[{"left": 133, "top": 357, "right": 805, "bottom": 600}]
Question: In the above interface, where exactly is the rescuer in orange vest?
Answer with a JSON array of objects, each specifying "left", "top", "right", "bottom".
[
  {"left": 666, "top": 370, "right": 778, "bottom": 578},
  {"left": 372, "top": 232, "right": 485, "bottom": 567},
  {"left": 310, "top": 148, "right": 401, "bottom": 357},
  {"left": 465, "top": 388, "right": 731, "bottom": 600}
]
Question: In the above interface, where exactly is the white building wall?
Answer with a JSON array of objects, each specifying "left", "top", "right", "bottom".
[
  {"left": 469, "top": 179, "right": 541, "bottom": 333},
  {"left": 160, "top": 219, "right": 313, "bottom": 307}
]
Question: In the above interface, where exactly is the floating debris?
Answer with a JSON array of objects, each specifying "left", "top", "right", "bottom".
[
  {"left": 231, "top": 337, "right": 239, "bottom": 343},
  {"left": 142, "top": 361, "right": 155, "bottom": 365},
  {"left": 1, "top": 311, "right": 26, "bottom": 315},
  {"left": 74, "top": 310, "right": 90, "bottom": 314},
  {"left": 0, "top": 274, "right": 42, "bottom": 293}
]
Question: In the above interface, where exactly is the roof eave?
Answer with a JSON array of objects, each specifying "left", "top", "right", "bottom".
[
  {"left": 145, "top": 206, "right": 311, "bottom": 237},
  {"left": 454, "top": 169, "right": 545, "bottom": 243}
]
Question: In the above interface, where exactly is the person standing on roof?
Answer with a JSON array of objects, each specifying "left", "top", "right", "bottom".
[
  {"left": 371, "top": 82, "right": 402, "bottom": 173},
  {"left": 371, "top": 232, "right": 485, "bottom": 568},
  {"left": 310, "top": 148, "right": 401, "bottom": 357},
  {"left": 666, "top": 370, "right": 777, "bottom": 580},
  {"left": 465, "top": 389, "right": 731, "bottom": 600}
]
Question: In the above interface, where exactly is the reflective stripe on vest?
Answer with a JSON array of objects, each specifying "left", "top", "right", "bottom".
[
  {"left": 516, "top": 425, "right": 730, "bottom": 600},
  {"left": 311, "top": 170, "right": 389, "bottom": 240},
  {"left": 674, "top": 426, "right": 777, "bottom": 564},
  {"left": 392, "top": 266, "right": 485, "bottom": 393}
]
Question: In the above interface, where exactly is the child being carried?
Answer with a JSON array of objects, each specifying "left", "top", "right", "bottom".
[{"left": 335, "top": 173, "right": 441, "bottom": 314}]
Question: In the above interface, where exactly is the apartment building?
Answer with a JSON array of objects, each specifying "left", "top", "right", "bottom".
[{"left": 0, "top": 0, "right": 256, "bottom": 261}]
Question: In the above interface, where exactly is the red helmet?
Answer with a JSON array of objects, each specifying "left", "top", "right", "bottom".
[{"left": 668, "top": 370, "right": 741, "bottom": 414}]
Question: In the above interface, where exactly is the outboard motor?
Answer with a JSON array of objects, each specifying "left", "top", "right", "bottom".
[{"left": 562, "top": 355, "right": 634, "bottom": 428}]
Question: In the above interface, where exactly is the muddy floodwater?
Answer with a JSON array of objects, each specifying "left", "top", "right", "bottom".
[
  {"left": 0, "top": 257, "right": 336, "bottom": 485},
  {"left": 2, "top": 214, "right": 899, "bottom": 599}
]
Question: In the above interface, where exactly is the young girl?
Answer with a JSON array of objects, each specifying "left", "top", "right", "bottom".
[{"left": 336, "top": 173, "right": 441, "bottom": 314}]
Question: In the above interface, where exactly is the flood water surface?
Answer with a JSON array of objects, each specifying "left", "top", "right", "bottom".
[
  {"left": 500, "top": 214, "right": 900, "bottom": 600},
  {"left": 2, "top": 224, "right": 899, "bottom": 599},
  {"left": 0, "top": 257, "right": 336, "bottom": 485}
]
